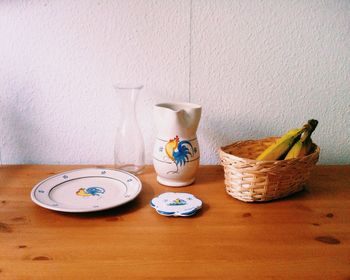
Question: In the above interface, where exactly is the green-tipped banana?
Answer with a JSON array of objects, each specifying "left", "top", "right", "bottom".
[
  {"left": 285, "top": 119, "right": 318, "bottom": 159},
  {"left": 256, "top": 128, "right": 305, "bottom": 161}
]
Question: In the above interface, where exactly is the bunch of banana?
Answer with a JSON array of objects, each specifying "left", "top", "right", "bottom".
[{"left": 256, "top": 119, "right": 318, "bottom": 161}]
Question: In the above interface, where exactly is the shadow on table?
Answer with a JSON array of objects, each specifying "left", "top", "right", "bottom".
[
  {"left": 187, "top": 202, "right": 210, "bottom": 218},
  {"left": 242, "top": 180, "right": 338, "bottom": 205},
  {"left": 195, "top": 171, "right": 224, "bottom": 186}
]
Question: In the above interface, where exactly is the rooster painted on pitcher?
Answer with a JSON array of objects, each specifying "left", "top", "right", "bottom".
[
  {"left": 153, "top": 102, "right": 201, "bottom": 187},
  {"left": 165, "top": 135, "right": 196, "bottom": 174}
]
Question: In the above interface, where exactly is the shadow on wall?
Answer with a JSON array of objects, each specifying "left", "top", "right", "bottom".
[
  {"left": 198, "top": 110, "right": 282, "bottom": 164},
  {"left": 1, "top": 81, "right": 47, "bottom": 164}
]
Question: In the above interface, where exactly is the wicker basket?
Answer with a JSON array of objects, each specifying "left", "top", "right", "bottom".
[{"left": 219, "top": 137, "right": 320, "bottom": 202}]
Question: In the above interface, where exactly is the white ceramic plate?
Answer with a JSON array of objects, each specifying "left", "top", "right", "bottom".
[{"left": 31, "top": 168, "right": 142, "bottom": 213}]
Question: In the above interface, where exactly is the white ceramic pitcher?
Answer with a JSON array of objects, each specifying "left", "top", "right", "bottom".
[{"left": 153, "top": 102, "right": 202, "bottom": 187}]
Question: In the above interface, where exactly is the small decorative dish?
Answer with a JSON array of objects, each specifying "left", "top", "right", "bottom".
[
  {"left": 31, "top": 168, "right": 142, "bottom": 213},
  {"left": 150, "top": 192, "right": 202, "bottom": 217}
]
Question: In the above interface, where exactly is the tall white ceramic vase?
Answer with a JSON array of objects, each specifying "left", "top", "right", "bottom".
[{"left": 153, "top": 102, "right": 202, "bottom": 187}]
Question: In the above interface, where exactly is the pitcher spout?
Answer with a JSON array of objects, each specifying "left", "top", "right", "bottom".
[{"left": 154, "top": 102, "right": 202, "bottom": 138}]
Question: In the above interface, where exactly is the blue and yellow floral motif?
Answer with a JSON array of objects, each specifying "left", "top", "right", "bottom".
[
  {"left": 76, "top": 187, "right": 105, "bottom": 197},
  {"left": 167, "top": 198, "right": 187, "bottom": 206}
]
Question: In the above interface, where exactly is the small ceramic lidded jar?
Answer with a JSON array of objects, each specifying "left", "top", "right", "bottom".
[{"left": 153, "top": 102, "right": 202, "bottom": 187}]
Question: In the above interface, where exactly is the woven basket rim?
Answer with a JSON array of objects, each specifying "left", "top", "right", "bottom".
[{"left": 219, "top": 137, "right": 320, "bottom": 163}]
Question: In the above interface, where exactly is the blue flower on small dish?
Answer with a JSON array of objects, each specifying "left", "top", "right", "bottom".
[{"left": 150, "top": 192, "right": 202, "bottom": 217}]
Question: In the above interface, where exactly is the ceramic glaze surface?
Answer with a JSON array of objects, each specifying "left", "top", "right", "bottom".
[
  {"left": 31, "top": 168, "right": 142, "bottom": 212},
  {"left": 150, "top": 192, "right": 202, "bottom": 216},
  {"left": 153, "top": 103, "right": 201, "bottom": 187}
]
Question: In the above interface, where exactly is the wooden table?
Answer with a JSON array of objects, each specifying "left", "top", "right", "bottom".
[{"left": 0, "top": 165, "right": 349, "bottom": 279}]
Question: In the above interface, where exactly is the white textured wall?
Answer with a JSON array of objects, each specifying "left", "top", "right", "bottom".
[{"left": 0, "top": 0, "right": 349, "bottom": 165}]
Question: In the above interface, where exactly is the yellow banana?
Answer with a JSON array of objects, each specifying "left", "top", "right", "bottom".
[
  {"left": 284, "top": 137, "right": 313, "bottom": 159},
  {"left": 256, "top": 128, "right": 305, "bottom": 161},
  {"left": 285, "top": 119, "right": 318, "bottom": 159}
]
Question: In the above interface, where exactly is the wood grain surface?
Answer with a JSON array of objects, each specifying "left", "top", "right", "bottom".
[{"left": 0, "top": 165, "right": 349, "bottom": 279}]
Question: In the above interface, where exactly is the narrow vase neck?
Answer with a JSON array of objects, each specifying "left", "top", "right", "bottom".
[{"left": 114, "top": 85, "right": 143, "bottom": 118}]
